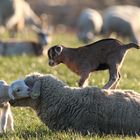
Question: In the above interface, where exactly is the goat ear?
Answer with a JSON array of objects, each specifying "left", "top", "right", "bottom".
[
  {"left": 8, "top": 87, "right": 15, "bottom": 100},
  {"left": 30, "top": 81, "right": 41, "bottom": 99},
  {"left": 55, "top": 46, "right": 63, "bottom": 55}
]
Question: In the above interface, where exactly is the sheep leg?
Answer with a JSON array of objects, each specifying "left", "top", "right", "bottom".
[
  {"left": 78, "top": 72, "right": 90, "bottom": 87},
  {"left": 0, "top": 110, "right": 2, "bottom": 133},
  {"left": 1, "top": 109, "right": 8, "bottom": 133},
  {"left": 103, "top": 65, "right": 120, "bottom": 89},
  {"left": 7, "top": 110, "right": 14, "bottom": 131}
]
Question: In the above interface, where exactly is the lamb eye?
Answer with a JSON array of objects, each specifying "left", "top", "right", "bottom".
[{"left": 16, "top": 89, "right": 20, "bottom": 92}]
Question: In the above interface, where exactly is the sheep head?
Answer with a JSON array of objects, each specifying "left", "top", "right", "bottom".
[
  {"left": 32, "top": 25, "right": 52, "bottom": 46},
  {"left": 8, "top": 80, "right": 30, "bottom": 100},
  {"left": 24, "top": 73, "right": 43, "bottom": 99}
]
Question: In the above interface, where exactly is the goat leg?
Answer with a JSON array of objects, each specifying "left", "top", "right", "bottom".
[
  {"left": 109, "top": 71, "right": 121, "bottom": 89},
  {"left": 103, "top": 65, "right": 120, "bottom": 89},
  {"left": 78, "top": 72, "right": 90, "bottom": 87}
]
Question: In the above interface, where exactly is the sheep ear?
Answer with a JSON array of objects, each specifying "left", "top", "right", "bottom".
[
  {"left": 55, "top": 46, "right": 63, "bottom": 55},
  {"left": 30, "top": 81, "right": 41, "bottom": 99},
  {"left": 8, "top": 87, "right": 15, "bottom": 100}
]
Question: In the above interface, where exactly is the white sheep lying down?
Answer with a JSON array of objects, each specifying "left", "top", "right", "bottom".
[{"left": 10, "top": 73, "right": 140, "bottom": 135}]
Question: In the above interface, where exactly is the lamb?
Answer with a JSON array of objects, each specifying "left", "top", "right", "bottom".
[
  {"left": 102, "top": 5, "right": 140, "bottom": 43},
  {"left": 0, "top": 26, "right": 49, "bottom": 56},
  {"left": 9, "top": 72, "right": 140, "bottom": 135},
  {"left": 0, "top": 79, "right": 30, "bottom": 133},
  {"left": 77, "top": 8, "right": 103, "bottom": 43},
  {"left": 48, "top": 38, "right": 140, "bottom": 89}
]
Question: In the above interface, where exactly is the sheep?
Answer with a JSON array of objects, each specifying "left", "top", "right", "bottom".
[
  {"left": 48, "top": 38, "right": 140, "bottom": 89},
  {"left": 77, "top": 8, "right": 103, "bottom": 43},
  {"left": 102, "top": 5, "right": 140, "bottom": 43},
  {"left": 9, "top": 72, "right": 140, "bottom": 135},
  {"left": 0, "top": 79, "right": 30, "bottom": 133},
  {"left": 0, "top": 0, "right": 42, "bottom": 34},
  {"left": 0, "top": 26, "right": 50, "bottom": 56}
]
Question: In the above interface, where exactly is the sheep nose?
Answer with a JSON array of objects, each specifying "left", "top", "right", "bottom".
[
  {"left": 27, "top": 88, "right": 31, "bottom": 93},
  {"left": 27, "top": 88, "right": 30, "bottom": 91}
]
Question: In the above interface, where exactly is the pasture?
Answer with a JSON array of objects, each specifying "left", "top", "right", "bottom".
[{"left": 0, "top": 32, "right": 140, "bottom": 140}]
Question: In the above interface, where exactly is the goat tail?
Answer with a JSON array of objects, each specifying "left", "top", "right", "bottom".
[{"left": 124, "top": 43, "right": 140, "bottom": 49}]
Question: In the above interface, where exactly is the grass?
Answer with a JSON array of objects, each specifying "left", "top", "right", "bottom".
[{"left": 0, "top": 32, "right": 140, "bottom": 139}]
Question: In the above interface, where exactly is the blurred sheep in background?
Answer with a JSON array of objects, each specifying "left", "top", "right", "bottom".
[
  {"left": 0, "top": 0, "right": 42, "bottom": 35},
  {"left": 77, "top": 8, "right": 103, "bottom": 44},
  {"left": 102, "top": 5, "right": 140, "bottom": 43},
  {"left": 0, "top": 26, "right": 50, "bottom": 56}
]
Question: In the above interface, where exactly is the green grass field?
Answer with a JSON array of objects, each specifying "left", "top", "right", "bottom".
[{"left": 0, "top": 32, "right": 140, "bottom": 140}]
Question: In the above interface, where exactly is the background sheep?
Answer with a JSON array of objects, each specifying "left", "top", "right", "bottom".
[
  {"left": 77, "top": 8, "right": 103, "bottom": 43},
  {"left": 0, "top": 26, "right": 50, "bottom": 56},
  {"left": 48, "top": 38, "right": 140, "bottom": 89},
  {"left": 10, "top": 73, "right": 140, "bottom": 135},
  {"left": 102, "top": 5, "right": 140, "bottom": 43},
  {"left": 0, "top": 79, "right": 30, "bottom": 133}
]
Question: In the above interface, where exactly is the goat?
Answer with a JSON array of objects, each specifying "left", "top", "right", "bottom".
[
  {"left": 0, "top": 26, "right": 50, "bottom": 56},
  {"left": 48, "top": 38, "right": 139, "bottom": 89}
]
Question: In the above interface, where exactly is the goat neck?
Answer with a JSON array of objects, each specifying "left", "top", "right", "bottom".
[
  {"left": 60, "top": 48, "right": 77, "bottom": 63},
  {"left": 60, "top": 48, "right": 81, "bottom": 74}
]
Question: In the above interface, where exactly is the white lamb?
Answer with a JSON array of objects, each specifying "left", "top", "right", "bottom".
[{"left": 0, "top": 79, "right": 30, "bottom": 133}]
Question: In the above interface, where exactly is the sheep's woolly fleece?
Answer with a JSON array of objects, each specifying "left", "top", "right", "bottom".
[{"left": 12, "top": 72, "right": 140, "bottom": 135}]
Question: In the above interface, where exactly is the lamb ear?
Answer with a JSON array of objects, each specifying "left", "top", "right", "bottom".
[
  {"left": 8, "top": 87, "right": 15, "bottom": 100},
  {"left": 55, "top": 46, "right": 63, "bottom": 55},
  {"left": 30, "top": 80, "right": 41, "bottom": 99}
]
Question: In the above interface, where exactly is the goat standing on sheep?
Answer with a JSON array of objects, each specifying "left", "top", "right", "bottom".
[
  {"left": 48, "top": 38, "right": 140, "bottom": 89},
  {"left": 9, "top": 73, "right": 140, "bottom": 135}
]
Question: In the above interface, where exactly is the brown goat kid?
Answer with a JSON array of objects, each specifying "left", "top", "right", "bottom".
[{"left": 48, "top": 38, "right": 140, "bottom": 89}]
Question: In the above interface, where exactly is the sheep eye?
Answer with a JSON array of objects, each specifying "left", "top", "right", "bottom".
[{"left": 16, "top": 89, "right": 20, "bottom": 92}]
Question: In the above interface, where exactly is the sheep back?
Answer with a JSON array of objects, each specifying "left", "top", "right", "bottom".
[{"left": 22, "top": 73, "right": 140, "bottom": 135}]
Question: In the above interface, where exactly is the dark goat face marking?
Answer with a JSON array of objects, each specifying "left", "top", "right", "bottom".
[{"left": 48, "top": 45, "right": 63, "bottom": 66}]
